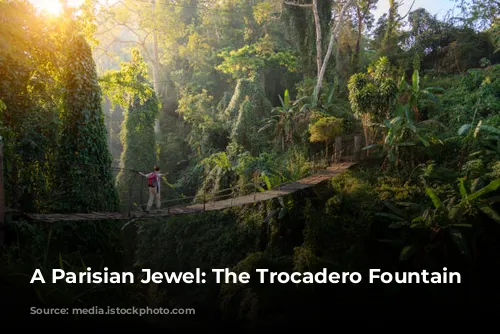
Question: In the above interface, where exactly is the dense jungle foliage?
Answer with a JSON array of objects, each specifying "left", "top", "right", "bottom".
[{"left": 1, "top": 0, "right": 499, "bottom": 328}]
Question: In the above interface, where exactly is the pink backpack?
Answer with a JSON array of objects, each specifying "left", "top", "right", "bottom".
[{"left": 148, "top": 172, "right": 158, "bottom": 187}]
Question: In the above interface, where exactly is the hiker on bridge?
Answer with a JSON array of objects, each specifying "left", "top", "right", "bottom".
[{"left": 138, "top": 165, "right": 167, "bottom": 213}]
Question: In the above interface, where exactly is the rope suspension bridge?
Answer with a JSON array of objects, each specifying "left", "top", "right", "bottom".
[
  {"left": 23, "top": 162, "right": 355, "bottom": 222},
  {"left": 1, "top": 135, "right": 363, "bottom": 224}
]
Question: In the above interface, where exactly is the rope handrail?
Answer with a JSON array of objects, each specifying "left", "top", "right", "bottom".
[
  {"left": 156, "top": 181, "right": 256, "bottom": 204},
  {"left": 127, "top": 160, "right": 355, "bottom": 216},
  {"left": 145, "top": 163, "right": 340, "bottom": 213},
  {"left": 133, "top": 161, "right": 356, "bottom": 216},
  {"left": 158, "top": 182, "right": 259, "bottom": 207}
]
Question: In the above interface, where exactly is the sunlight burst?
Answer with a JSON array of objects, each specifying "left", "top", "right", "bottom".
[
  {"left": 29, "top": 0, "right": 85, "bottom": 16},
  {"left": 32, "top": 0, "right": 63, "bottom": 15}
]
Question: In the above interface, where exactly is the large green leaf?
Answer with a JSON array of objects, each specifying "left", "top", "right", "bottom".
[
  {"left": 405, "top": 106, "right": 413, "bottom": 123},
  {"left": 448, "top": 206, "right": 466, "bottom": 220},
  {"left": 278, "top": 94, "right": 285, "bottom": 108},
  {"left": 398, "top": 74, "right": 407, "bottom": 91},
  {"left": 397, "top": 142, "right": 417, "bottom": 146},
  {"left": 486, "top": 196, "right": 500, "bottom": 204},
  {"left": 465, "top": 178, "right": 500, "bottom": 202},
  {"left": 417, "top": 134, "right": 430, "bottom": 147},
  {"left": 394, "top": 103, "right": 406, "bottom": 117},
  {"left": 397, "top": 201, "right": 424, "bottom": 211},
  {"left": 474, "top": 120, "right": 482, "bottom": 138},
  {"left": 387, "top": 150, "right": 396, "bottom": 162},
  {"left": 477, "top": 203, "right": 500, "bottom": 223},
  {"left": 425, "top": 87, "right": 445, "bottom": 93},
  {"left": 362, "top": 144, "right": 380, "bottom": 150},
  {"left": 425, "top": 187, "right": 442, "bottom": 210},
  {"left": 412, "top": 70, "right": 420, "bottom": 92},
  {"left": 388, "top": 221, "right": 410, "bottom": 228},
  {"left": 390, "top": 116, "right": 403, "bottom": 125},
  {"left": 256, "top": 185, "right": 266, "bottom": 192},
  {"left": 261, "top": 174, "right": 272, "bottom": 190},
  {"left": 400, "top": 245, "right": 416, "bottom": 261},
  {"left": 419, "top": 119, "right": 446, "bottom": 129},
  {"left": 283, "top": 89, "right": 290, "bottom": 107},
  {"left": 384, "top": 201, "right": 408, "bottom": 218},
  {"left": 421, "top": 90, "right": 437, "bottom": 102},
  {"left": 479, "top": 124, "right": 500, "bottom": 135},
  {"left": 458, "top": 178, "right": 468, "bottom": 199},
  {"left": 375, "top": 212, "right": 407, "bottom": 222},
  {"left": 278, "top": 207, "right": 288, "bottom": 219},
  {"left": 326, "top": 85, "right": 335, "bottom": 104},
  {"left": 458, "top": 124, "right": 471, "bottom": 136},
  {"left": 449, "top": 224, "right": 473, "bottom": 228}
]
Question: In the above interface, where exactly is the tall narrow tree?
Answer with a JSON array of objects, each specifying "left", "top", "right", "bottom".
[
  {"left": 100, "top": 49, "right": 158, "bottom": 203},
  {"left": 56, "top": 35, "right": 118, "bottom": 213}
]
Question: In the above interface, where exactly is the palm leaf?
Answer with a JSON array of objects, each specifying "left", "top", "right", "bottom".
[
  {"left": 477, "top": 203, "right": 500, "bottom": 223},
  {"left": 412, "top": 70, "right": 420, "bottom": 92},
  {"left": 383, "top": 201, "right": 408, "bottom": 218},
  {"left": 458, "top": 178, "right": 468, "bottom": 199},
  {"left": 375, "top": 212, "right": 407, "bottom": 221},
  {"left": 479, "top": 124, "right": 500, "bottom": 135},
  {"left": 466, "top": 178, "right": 500, "bottom": 202},
  {"left": 283, "top": 89, "right": 290, "bottom": 107},
  {"left": 425, "top": 187, "right": 442, "bottom": 210}
]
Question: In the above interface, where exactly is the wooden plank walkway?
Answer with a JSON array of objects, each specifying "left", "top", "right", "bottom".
[{"left": 24, "top": 162, "right": 355, "bottom": 223}]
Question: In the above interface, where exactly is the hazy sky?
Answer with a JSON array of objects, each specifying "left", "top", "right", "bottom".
[
  {"left": 374, "top": 0, "right": 459, "bottom": 21},
  {"left": 28, "top": 0, "right": 460, "bottom": 22}
]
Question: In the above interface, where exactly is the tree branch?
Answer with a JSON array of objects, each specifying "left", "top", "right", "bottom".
[
  {"left": 108, "top": 15, "right": 146, "bottom": 41},
  {"left": 398, "top": 0, "right": 416, "bottom": 21},
  {"left": 109, "top": 36, "right": 142, "bottom": 46},
  {"left": 94, "top": 23, "right": 117, "bottom": 37},
  {"left": 284, "top": 1, "right": 313, "bottom": 8},
  {"left": 113, "top": 0, "right": 141, "bottom": 15}
]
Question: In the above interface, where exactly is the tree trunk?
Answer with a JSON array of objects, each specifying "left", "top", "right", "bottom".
[
  {"left": 312, "top": 0, "right": 322, "bottom": 75},
  {"left": 148, "top": 0, "right": 162, "bottom": 306},
  {"left": 354, "top": 135, "right": 362, "bottom": 161},
  {"left": 354, "top": 6, "right": 363, "bottom": 70},
  {"left": 382, "top": 0, "right": 397, "bottom": 55},
  {"left": 313, "top": 0, "right": 354, "bottom": 103},
  {"left": 335, "top": 136, "right": 342, "bottom": 162},
  {"left": 362, "top": 113, "right": 371, "bottom": 156},
  {"left": 325, "top": 141, "right": 329, "bottom": 162},
  {"left": 151, "top": 0, "right": 161, "bottom": 136},
  {"left": 334, "top": 36, "right": 341, "bottom": 94}
]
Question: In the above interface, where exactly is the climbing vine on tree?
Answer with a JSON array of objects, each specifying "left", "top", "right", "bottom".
[
  {"left": 100, "top": 49, "right": 158, "bottom": 203},
  {"left": 56, "top": 35, "right": 118, "bottom": 213},
  {"left": 227, "top": 76, "right": 273, "bottom": 155}
]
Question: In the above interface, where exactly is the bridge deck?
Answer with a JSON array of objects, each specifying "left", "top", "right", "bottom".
[{"left": 24, "top": 162, "right": 355, "bottom": 222}]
